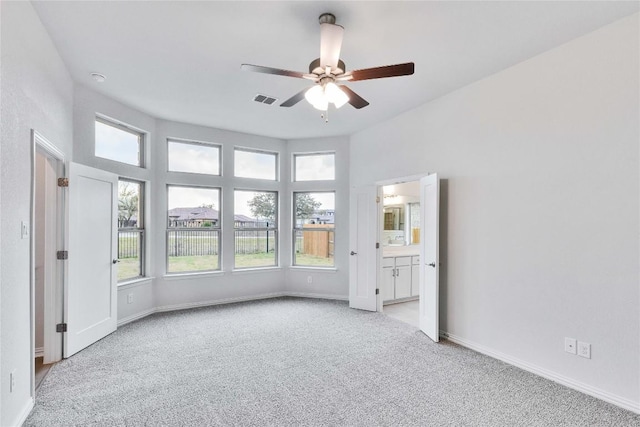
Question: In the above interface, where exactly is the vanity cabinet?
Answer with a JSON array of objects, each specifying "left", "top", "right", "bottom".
[{"left": 382, "top": 256, "right": 413, "bottom": 302}]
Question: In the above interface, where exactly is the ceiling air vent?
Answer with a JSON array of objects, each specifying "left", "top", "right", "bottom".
[{"left": 253, "top": 94, "right": 278, "bottom": 105}]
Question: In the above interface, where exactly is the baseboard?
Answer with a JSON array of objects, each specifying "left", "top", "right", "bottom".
[
  {"left": 34, "top": 347, "right": 44, "bottom": 358},
  {"left": 154, "top": 292, "right": 288, "bottom": 313},
  {"left": 284, "top": 292, "right": 348, "bottom": 301},
  {"left": 117, "top": 308, "right": 157, "bottom": 327},
  {"left": 443, "top": 331, "right": 640, "bottom": 414},
  {"left": 13, "top": 396, "right": 34, "bottom": 427}
]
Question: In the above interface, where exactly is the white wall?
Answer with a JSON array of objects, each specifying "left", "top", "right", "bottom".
[
  {"left": 285, "top": 136, "right": 350, "bottom": 299},
  {"left": 0, "top": 1, "right": 74, "bottom": 425},
  {"left": 350, "top": 14, "right": 639, "bottom": 408}
]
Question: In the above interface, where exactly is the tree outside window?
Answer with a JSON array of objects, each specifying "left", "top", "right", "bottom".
[{"left": 117, "top": 179, "right": 144, "bottom": 281}]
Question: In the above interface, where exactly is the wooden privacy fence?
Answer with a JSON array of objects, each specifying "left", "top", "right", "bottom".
[{"left": 301, "top": 224, "right": 335, "bottom": 258}]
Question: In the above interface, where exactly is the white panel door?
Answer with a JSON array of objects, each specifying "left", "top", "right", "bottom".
[
  {"left": 349, "top": 186, "right": 378, "bottom": 311},
  {"left": 64, "top": 162, "right": 118, "bottom": 357},
  {"left": 419, "top": 174, "right": 440, "bottom": 342}
]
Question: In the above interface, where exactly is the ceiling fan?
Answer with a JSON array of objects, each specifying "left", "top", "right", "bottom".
[{"left": 241, "top": 13, "right": 415, "bottom": 117}]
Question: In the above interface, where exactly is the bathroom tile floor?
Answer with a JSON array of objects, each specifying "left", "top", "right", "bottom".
[{"left": 383, "top": 299, "right": 419, "bottom": 328}]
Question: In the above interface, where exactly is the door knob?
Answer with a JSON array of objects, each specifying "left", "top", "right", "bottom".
[
  {"left": 113, "top": 259, "right": 120, "bottom": 264},
  {"left": 428, "top": 262, "right": 436, "bottom": 267},
  {"left": 350, "top": 251, "right": 358, "bottom": 256}
]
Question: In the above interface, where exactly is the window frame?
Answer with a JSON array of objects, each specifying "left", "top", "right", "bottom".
[
  {"left": 95, "top": 115, "right": 145, "bottom": 168},
  {"left": 234, "top": 147, "right": 279, "bottom": 181},
  {"left": 292, "top": 191, "right": 336, "bottom": 268},
  {"left": 166, "top": 184, "right": 222, "bottom": 275},
  {"left": 233, "top": 189, "right": 279, "bottom": 270},
  {"left": 167, "top": 137, "right": 222, "bottom": 176},
  {"left": 117, "top": 178, "right": 145, "bottom": 283},
  {"left": 293, "top": 151, "right": 336, "bottom": 182}
]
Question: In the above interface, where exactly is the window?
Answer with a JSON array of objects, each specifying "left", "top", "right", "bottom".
[
  {"left": 95, "top": 117, "right": 144, "bottom": 166},
  {"left": 168, "top": 139, "right": 221, "bottom": 175},
  {"left": 293, "top": 192, "right": 335, "bottom": 267},
  {"left": 167, "top": 186, "right": 221, "bottom": 273},
  {"left": 234, "top": 148, "right": 277, "bottom": 180},
  {"left": 118, "top": 179, "right": 144, "bottom": 281},
  {"left": 294, "top": 153, "right": 335, "bottom": 181},
  {"left": 234, "top": 190, "right": 278, "bottom": 268}
]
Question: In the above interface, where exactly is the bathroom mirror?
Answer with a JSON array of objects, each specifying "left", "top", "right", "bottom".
[{"left": 383, "top": 205, "right": 404, "bottom": 231}]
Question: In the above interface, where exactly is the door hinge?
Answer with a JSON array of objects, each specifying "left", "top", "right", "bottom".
[
  {"left": 57, "top": 250, "right": 68, "bottom": 260},
  {"left": 376, "top": 196, "right": 380, "bottom": 203},
  {"left": 375, "top": 288, "right": 380, "bottom": 295},
  {"left": 57, "top": 177, "right": 69, "bottom": 187},
  {"left": 376, "top": 242, "right": 380, "bottom": 249},
  {"left": 56, "top": 323, "right": 67, "bottom": 333}
]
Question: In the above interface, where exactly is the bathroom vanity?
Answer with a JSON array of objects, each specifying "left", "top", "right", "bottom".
[{"left": 382, "top": 245, "right": 420, "bottom": 304}]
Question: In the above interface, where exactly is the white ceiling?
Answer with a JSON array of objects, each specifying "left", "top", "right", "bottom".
[{"left": 32, "top": 1, "right": 638, "bottom": 140}]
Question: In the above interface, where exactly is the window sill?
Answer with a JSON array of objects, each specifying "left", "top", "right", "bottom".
[
  {"left": 163, "top": 271, "right": 224, "bottom": 281},
  {"left": 288, "top": 266, "right": 338, "bottom": 273},
  {"left": 117, "top": 277, "right": 154, "bottom": 289},
  {"left": 232, "top": 267, "right": 283, "bottom": 275}
]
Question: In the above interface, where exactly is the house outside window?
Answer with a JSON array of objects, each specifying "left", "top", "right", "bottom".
[
  {"left": 166, "top": 185, "right": 221, "bottom": 273},
  {"left": 293, "top": 191, "right": 335, "bottom": 267},
  {"left": 118, "top": 179, "right": 144, "bottom": 281}
]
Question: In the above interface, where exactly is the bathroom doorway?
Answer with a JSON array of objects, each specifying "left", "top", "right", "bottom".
[
  {"left": 31, "top": 131, "right": 65, "bottom": 394},
  {"left": 380, "top": 180, "right": 421, "bottom": 328}
]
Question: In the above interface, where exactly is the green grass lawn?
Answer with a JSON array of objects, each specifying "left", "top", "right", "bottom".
[{"left": 118, "top": 251, "right": 334, "bottom": 280}]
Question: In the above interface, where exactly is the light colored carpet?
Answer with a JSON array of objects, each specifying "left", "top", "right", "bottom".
[{"left": 26, "top": 297, "right": 640, "bottom": 426}]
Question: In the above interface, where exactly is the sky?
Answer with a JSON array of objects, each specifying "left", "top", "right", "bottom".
[
  {"left": 169, "top": 140, "right": 220, "bottom": 175},
  {"left": 95, "top": 120, "right": 140, "bottom": 165},
  {"left": 101, "top": 121, "right": 336, "bottom": 217}
]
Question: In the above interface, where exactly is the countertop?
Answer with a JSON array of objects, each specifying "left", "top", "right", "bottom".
[{"left": 382, "top": 245, "right": 420, "bottom": 257}]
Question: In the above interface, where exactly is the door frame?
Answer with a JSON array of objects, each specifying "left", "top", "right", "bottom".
[
  {"left": 375, "top": 173, "right": 431, "bottom": 311},
  {"left": 30, "top": 130, "right": 66, "bottom": 395}
]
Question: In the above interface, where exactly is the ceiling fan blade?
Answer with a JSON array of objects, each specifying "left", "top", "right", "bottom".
[
  {"left": 320, "top": 23, "right": 344, "bottom": 71},
  {"left": 348, "top": 62, "right": 415, "bottom": 82},
  {"left": 280, "top": 88, "right": 308, "bottom": 107},
  {"left": 339, "top": 86, "right": 369, "bottom": 109},
  {"left": 241, "top": 64, "right": 306, "bottom": 79}
]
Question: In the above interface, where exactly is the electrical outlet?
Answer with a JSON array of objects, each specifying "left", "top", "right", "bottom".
[
  {"left": 578, "top": 341, "right": 591, "bottom": 359},
  {"left": 10, "top": 370, "right": 16, "bottom": 393},
  {"left": 565, "top": 337, "right": 577, "bottom": 354},
  {"left": 307, "top": 276, "right": 312, "bottom": 284},
  {"left": 127, "top": 294, "right": 134, "bottom": 304}
]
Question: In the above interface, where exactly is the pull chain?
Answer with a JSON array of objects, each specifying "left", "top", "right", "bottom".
[{"left": 321, "top": 108, "right": 329, "bottom": 123}]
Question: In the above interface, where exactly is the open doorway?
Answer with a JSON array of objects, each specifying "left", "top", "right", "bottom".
[
  {"left": 31, "top": 131, "right": 65, "bottom": 394},
  {"left": 379, "top": 180, "right": 421, "bottom": 328},
  {"left": 348, "top": 173, "right": 439, "bottom": 341}
]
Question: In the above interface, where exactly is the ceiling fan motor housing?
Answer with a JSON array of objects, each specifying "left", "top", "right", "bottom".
[{"left": 309, "top": 58, "right": 346, "bottom": 76}]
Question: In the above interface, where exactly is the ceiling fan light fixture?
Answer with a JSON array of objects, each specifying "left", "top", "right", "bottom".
[
  {"left": 305, "top": 82, "right": 349, "bottom": 111},
  {"left": 305, "top": 85, "right": 325, "bottom": 109},
  {"left": 325, "top": 82, "right": 349, "bottom": 108}
]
